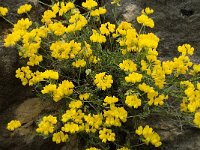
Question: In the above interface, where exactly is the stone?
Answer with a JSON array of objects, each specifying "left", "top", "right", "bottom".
[{"left": 0, "top": 97, "right": 64, "bottom": 150}]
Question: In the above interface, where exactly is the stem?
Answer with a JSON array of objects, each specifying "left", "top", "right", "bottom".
[
  {"left": 78, "top": 67, "right": 81, "bottom": 86},
  {"left": 2, "top": 16, "right": 14, "bottom": 25},
  {"left": 38, "top": 0, "right": 52, "bottom": 7},
  {"left": 189, "top": 76, "right": 200, "bottom": 82},
  {"left": 26, "top": 13, "right": 32, "bottom": 21},
  {"left": 138, "top": 24, "right": 144, "bottom": 34}
]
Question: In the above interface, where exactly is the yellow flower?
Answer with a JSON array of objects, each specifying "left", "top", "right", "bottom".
[
  {"left": 104, "top": 105, "right": 127, "bottom": 127},
  {"left": 100, "top": 22, "right": 116, "bottom": 36},
  {"left": 41, "top": 84, "right": 57, "bottom": 94},
  {"left": 136, "top": 125, "right": 162, "bottom": 147},
  {"left": 41, "top": 70, "right": 59, "bottom": 80},
  {"left": 193, "top": 112, "right": 200, "bottom": 128},
  {"left": 66, "top": 13, "right": 87, "bottom": 32},
  {"left": 125, "top": 72, "right": 142, "bottom": 83},
  {"left": 82, "top": 0, "right": 98, "bottom": 10},
  {"left": 17, "top": 4, "right": 32, "bottom": 14},
  {"left": 135, "top": 126, "right": 143, "bottom": 135},
  {"left": 7, "top": 120, "right": 21, "bottom": 131},
  {"left": 79, "top": 93, "right": 90, "bottom": 100},
  {"left": 84, "top": 114, "right": 103, "bottom": 133},
  {"left": 90, "top": 7, "right": 106, "bottom": 18},
  {"left": 53, "top": 80, "right": 74, "bottom": 102},
  {"left": 52, "top": 131, "right": 68, "bottom": 144},
  {"left": 94, "top": 72, "right": 113, "bottom": 90},
  {"left": 125, "top": 94, "right": 141, "bottom": 108},
  {"left": 15, "top": 66, "right": 34, "bottom": 86},
  {"left": 41, "top": 10, "right": 56, "bottom": 24},
  {"left": 72, "top": 59, "right": 86, "bottom": 68},
  {"left": 138, "top": 33, "right": 159, "bottom": 49},
  {"left": 119, "top": 59, "right": 137, "bottom": 72},
  {"left": 4, "top": 30, "right": 22, "bottom": 47},
  {"left": 59, "top": 2, "right": 74, "bottom": 16},
  {"left": 178, "top": 44, "right": 194, "bottom": 56},
  {"left": 36, "top": 115, "right": 57, "bottom": 135},
  {"left": 61, "top": 122, "right": 80, "bottom": 133},
  {"left": 27, "top": 54, "right": 43, "bottom": 66},
  {"left": 103, "top": 96, "right": 119, "bottom": 105},
  {"left": 13, "top": 18, "right": 32, "bottom": 31},
  {"left": 99, "top": 128, "right": 115, "bottom": 143},
  {"left": 142, "top": 7, "right": 154, "bottom": 15},
  {"left": 0, "top": 6, "right": 8, "bottom": 16},
  {"left": 90, "top": 29, "right": 106, "bottom": 43},
  {"left": 69, "top": 100, "right": 83, "bottom": 109},
  {"left": 48, "top": 22, "right": 66, "bottom": 36},
  {"left": 137, "top": 14, "right": 154, "bottom": 28}
]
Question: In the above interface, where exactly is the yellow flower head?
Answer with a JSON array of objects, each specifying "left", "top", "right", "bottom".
[
  {"left": 7, "top": 120, "right": 21, "bottom": 131},
  {"left": 82, "top": 0, "right": 98, "bottom": 10},
  {"left": 142, "top": 7, "right": 154, "bottom": 15},
  {"left": 136, "top": 125, "right": 162, "bottom": 147},
  {"left": 52, "top": 131, "right": 68, "bottom": 144},
  {"left": 137, "top": 14, "right": 154, "bottom": 28},
  {"left": 104, "top": 96, "right": 119, "bottom": 105},
  {"left": 194, "top": 112, "right": 200, "bottom": 128},
  {"left": 17, "top": 4, "right": 32, "bottom": 14},
  {"left": 72, "top": 59, "right": 86, "bottom": 68},
  {"left": 0, "top": 6, "right": 8, "bottom": 16},
  {"left": 94, "top": 72, "right": 113, "bottom": 90},
  {"left": 99, "top": 128, "right": 115, "bottom": 143},
  {"left": 125, "top": 94, "right": 141, "bottom": 108},
  {"left": 36, "top": 115, "right": 57, "bottom": 135}
]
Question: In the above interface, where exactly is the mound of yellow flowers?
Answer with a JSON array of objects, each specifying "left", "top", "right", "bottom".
[{"left": 1, "top": 0, "right": 200, "bottom": 149}]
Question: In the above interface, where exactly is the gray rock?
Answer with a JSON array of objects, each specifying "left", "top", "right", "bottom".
[
  {"left": 0, "top": 38, "right": 33, "bottom": 111},
  {"left": 0, "top": 98, "right": 65, "bottom": 150}
]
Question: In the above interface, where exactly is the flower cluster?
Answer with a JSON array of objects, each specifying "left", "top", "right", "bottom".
[
  {"left": 42, "top": 80, "right": 74, "bottom": 102},
  {"left": 16, "top": 67, "right": 59, "bottom": 86},
  {"left": 82, "top": 0, "right": 98, "bottom": 10},
  {"left": 42, "top": 2, "right": 74, "bottom": 24},
  {"left": 52, "top": 131, "right": 68, "bottom": 144},
  {"left": 99, "top": 128, "right": 115, "bottom": 143},
  {"left": 7, "top": 120, "right": 21, "bottom": 131},
  {"left": 36, "top": 115, "right": 57, "bottom": 135},
  {"left": 119, "top": 59, "right": 137, "bottom": 72},
  {"left": 0, "top": 6, "right": 8, "bottom": 16},
  {"left": 17, "top": 4, "right": 32, "bottom": 14},
  {"left": 90, "top": 29, "right": 106, "bottom": 43},
  {"left": 100, "top": 22, "right": 116, "bottom": 36},
  {"left": 193, "top": 112, "right": 200, "bottom": 128},
  {"left": 125, "top": 94, "right": 141, "bottom": 108},
  {"left": 136, "top": 125, "right": 162, "bottom": 147},
  {"left": 66, "top": 13, "right": 88, "bottom": 32},
  {"left": 180, "top": 81, "right": 200, "bottom": 112},
  {"left": 139, "top": 83, "right": 168, "bottom": 106},
  {"left": 94, "top": 72, "right": 113, "bottom": 90},
  {"left": 137, "top": 8, "right": 154, "bottom": 28},
  {"left": 104, "top": 104, "right": 128, "bottom": 127}
]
